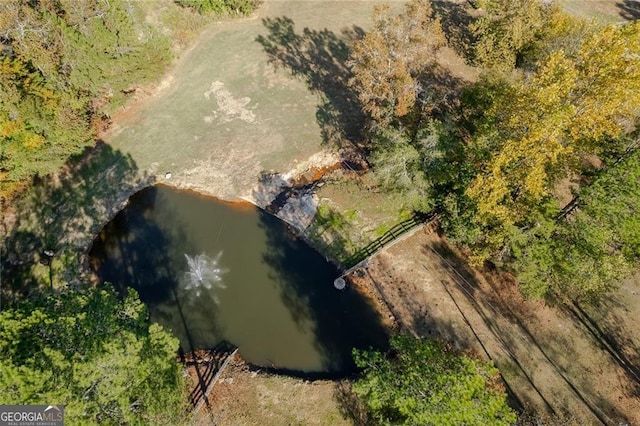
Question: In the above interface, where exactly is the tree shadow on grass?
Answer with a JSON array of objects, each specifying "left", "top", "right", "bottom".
[
  {"left": 305, "top": 205, "right": 359, "bottom": 265},
  {"left": 360, "top": 251, "right": 528, "bottom": 413},
  {"left": 431, "top": 0, "right": 478, "bottom": 64},
  {"left": 256, "top": 16, "right": 365, "bottom": 147},
  {"left": 332, "top": 259, "right": 522, "bottom": 424},
  {"left": 1, "top": 141, "right": 151, "bottom": 305},
  {"left": 567, "top": 297, "right": 640, "bottom": 398},
  {"left": 333, "top": 380, "right": 369, "bottom": 426},
  {"left": 617, "top": 0, "right": 640, "bottom": 20}
]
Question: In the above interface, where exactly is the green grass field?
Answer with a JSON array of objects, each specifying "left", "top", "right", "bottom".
[{"left": 105, "top": 1, "right": 401, "bottom": 200}]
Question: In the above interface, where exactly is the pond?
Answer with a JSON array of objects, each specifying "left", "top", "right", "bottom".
[{"left": 89, "top": 185, "right": 387, "bottom": 373}]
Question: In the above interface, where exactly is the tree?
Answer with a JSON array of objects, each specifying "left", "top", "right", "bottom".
[
  {"left": 470, "top": 0, "right": 565, "bottom": 71},
  {"left": 511, "top": 146, "right": 640, "bottom": 299},
  {"left": 460, "top": 19, "right": 640, "bottom": 261},
  {"left": 348, "top": 0, "right": 446, "bottom": 131},
  {"left": 348, "top": 0, "right": 462, "bottom": 217},
  {"left": 369, "top": 121, "right": 451, "bottom": 213},
  {"left": 0, "top": 286, "right": 189, "bottom": 425},
  {"left": 176, "top": 0, "right": 258, "bottom": 16},
  {"left": 0, "top": 0, "right": 172, "bottom": 198},
  {"left": 352, "top": 335, "right": 516, "bottom": 425}
]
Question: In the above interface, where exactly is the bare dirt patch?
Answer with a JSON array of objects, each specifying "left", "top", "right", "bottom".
[
  {"left": 352, "top": 228, "right": 640, "bottom": 425},
  {"left": 194, "top": 356, "right": 352, "bottom": 426},
  {"left": 203, "top": 80, "right": 257, "bottom": 123}
]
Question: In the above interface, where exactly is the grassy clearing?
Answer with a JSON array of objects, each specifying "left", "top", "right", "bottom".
[
  {"left": 104, "top": 1, "right": 400, "bottom": 199},
  {"left": 305, "top": 171, "right": 413, "bottom": 264},
  {"left": 560, "top": 0, "right": 636, "bottom": 21},
  {"left": 100, "top": 0, "right": 415, "bottom": 266}
]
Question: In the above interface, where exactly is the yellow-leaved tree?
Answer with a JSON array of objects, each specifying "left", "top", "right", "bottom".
[
  {"left": 471, "top": 0, "right": 564, "bottom": 71},
  {"left": 465, "top": 20, "right": 640, "bottom": 260}
]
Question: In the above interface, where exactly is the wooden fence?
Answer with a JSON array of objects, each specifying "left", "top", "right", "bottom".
[
  {"left": 188, "top": 341, "right": 237, "bottom": 411},
  {"left": 343, "top": 211, "right": 438, "bottom": 269}
]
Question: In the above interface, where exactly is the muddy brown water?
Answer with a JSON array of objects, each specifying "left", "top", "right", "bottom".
[{"left": 89, "top": 185, "right": 387, "bottom": 373}]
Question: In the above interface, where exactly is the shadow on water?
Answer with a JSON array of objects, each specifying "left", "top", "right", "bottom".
[
  {"left": 90, "top": 186, "right": 221, "bottom": 355},
  {"left": 90, "top": 187, "right": 229, "bottom": 417},
  {"left": 90, "top": 185, "right": 387, "bottom": 375},
  {"left": 257, "top": 211, "right": 389, "bottom": 374},
  {"left": 92, "top": 187, "right": 176, "bottom": 301},
  {"left": 1, "top": 141, "right": 147, "bottom": 304},
  {"left": 256, "top": 16, "right": 366, "bottom": 147}
]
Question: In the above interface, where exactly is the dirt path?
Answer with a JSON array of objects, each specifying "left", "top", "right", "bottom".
[{"left": 353, "top": 228, "right": 640, "bottom": 425}]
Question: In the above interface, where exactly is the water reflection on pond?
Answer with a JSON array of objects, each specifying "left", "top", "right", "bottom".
[{"left": 90, "top": 185, "right": 387, "bottom": 373}]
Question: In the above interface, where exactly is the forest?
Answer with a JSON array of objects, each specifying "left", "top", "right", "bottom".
[
  {"left": 1, "top": 0, "right": 639, "bottom": 424},
  {"left": 0, "top": 0, "right": 172, "bottom": 197},
  {"left": 348, "top": 0, "right": 640, "bottom": 300}
]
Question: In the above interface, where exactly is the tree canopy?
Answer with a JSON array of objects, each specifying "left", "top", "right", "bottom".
[
  {"left": 470, "top": 0, "right": 566, "bottom": 70},
  {"left": 350, "top": 0, "right": 640, "bottom": 299},
  {"left": 0, "top": 286, "right": 189, "bottom": 425},
  {"left": 457, "top": 18, "right": 640, "bottom": 287},
  {"left": 176, "top": 0, "right": 259, "bottom": 16},
  {"left": 511, "top": 146, "right": 640, "bottom": 299},
  {"left": 348, "top": 0, "right": 446, "bottom": 132},
  {"left": 352, "top": 335, "right": 516, "bottom": 425},
  {"left": 0, "top": 0, "right": 173, "bottom": 197},
  {"left": 467, "top": 20, "right": 640, "bottom": 235}
]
